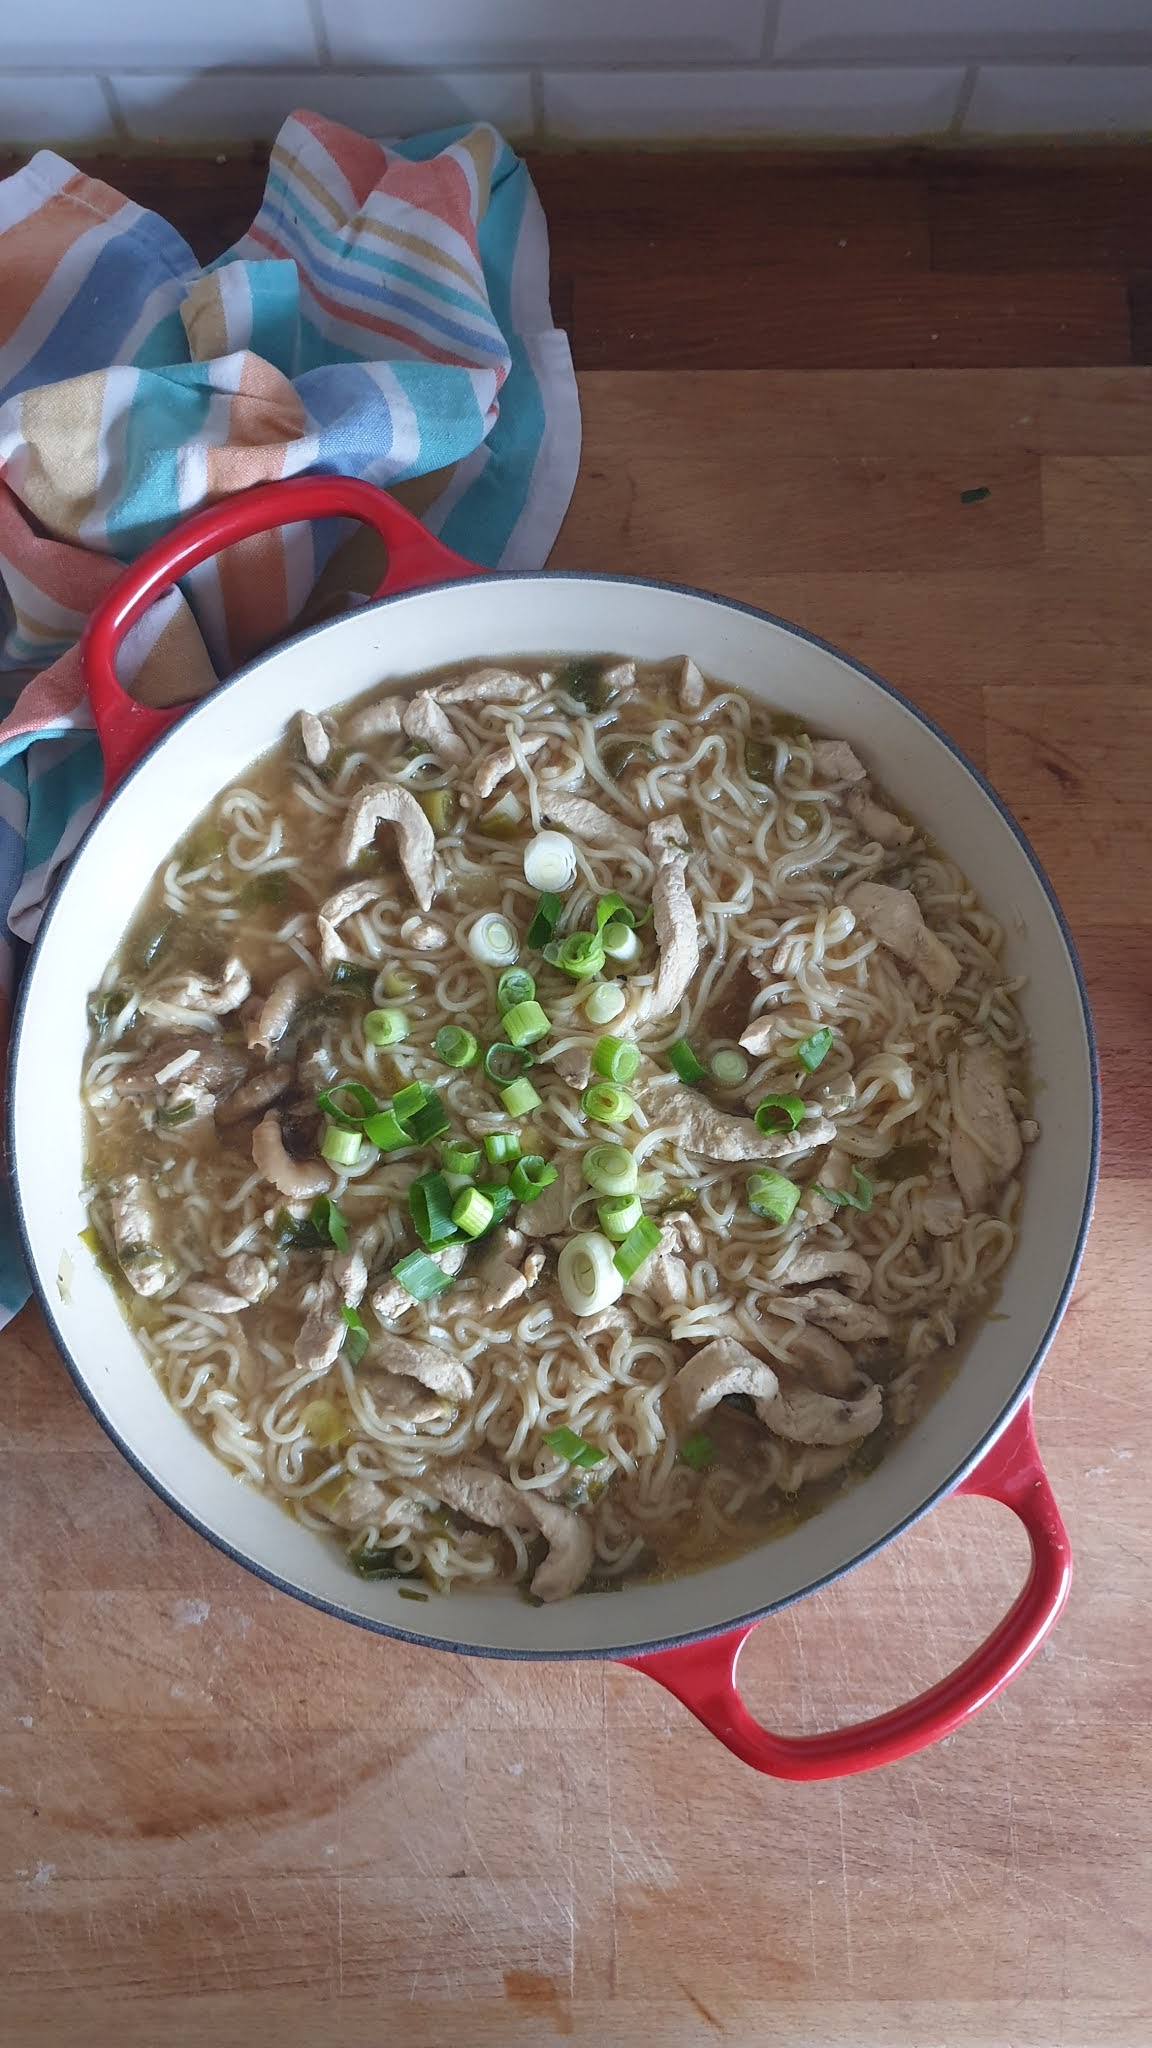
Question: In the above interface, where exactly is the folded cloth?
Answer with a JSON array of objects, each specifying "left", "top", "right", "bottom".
[{"left": 0, "top": 110, "right": 580, "bottom": 1323}]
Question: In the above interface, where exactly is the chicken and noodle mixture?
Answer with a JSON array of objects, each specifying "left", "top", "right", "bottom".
[{"left": 82, "top": 655, "right": 1033, "bottom": 1602}]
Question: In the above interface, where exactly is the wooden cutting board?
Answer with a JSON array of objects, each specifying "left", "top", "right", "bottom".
[{"left": 3, "top": 367, "right": 1149, "bottom": 2048}]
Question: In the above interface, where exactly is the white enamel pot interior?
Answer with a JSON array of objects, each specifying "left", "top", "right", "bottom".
[{"left": 10, "top": 574, "right": 1098, "bottom": 1660}]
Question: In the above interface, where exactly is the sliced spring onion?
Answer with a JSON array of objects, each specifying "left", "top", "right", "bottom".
[
  {"left": 484, "top": 1131, "right": 521, "bottom": 1166},
  {"left": 392, "top": 1249, "right": 454, "bottom": 1300},
  {"left": 524, "top": 830, "right": 577, "bottom": 893},
  {"left": 330, "top": 962, "right": 376, "bottom": 996},
  {"left": 442, "top": 1170, "right": 472, "bottom": 1194},
  {"left": 416, "top": 787, "right": 455, "bottom": 833},
  {"left": 478, "top": 790, "right": 524, "bottom": 839},
  {"left": 636, "top": 1170, "right": 665, "bottom": 1202},
  {"left": 340, "top": 1304, "right": 370, "bottom": 1367},
  {"left": 747, "top": 1168, "right": 801, "bottom": 1226},
  {"left": 452, "top": 1186, "right": 495, "bottom": 1238},
  {"left": 316, "top": 1080, "right": 377, "bottom": 1131},
  {"left": 667, "top": 1038, "right": 707, "bottom": 1085},
  {"left": 584, "top": 980, "right": 626, "bottom": 1024},
  {"left": 467, "top": 912, "right": 519, "bottom": 968},
  {"left": 497, "top": 968, "right": 536, "bottom": 1014},
  {"left": 478, "top": 1182, "right": 516, "bottom": 1231},
  {"left": 611, "top": 1216, "right": 662, "bottom": 1281},
  {"left": 597, "top": 1193, "right": 643, "bottom": 1241},
  {"left": 543, "top": 1425, "right": 607, "bottom": 1469},
  {"left": 680, "top": 1432, "right": 715, "bottom": 1472},
  {"left": 582, "top": 1143, "right": 638, "bottom": 1197},
  {"left": 155, "top": 1099, "right": 196, "bottom": 1128},
  {"left": 408, "top": 1171, "right": 459, "bottom": 1248},
  {"left": 242, "top": 871, "right": 286, "bottom": 908},
  {"left": 88, "top": 987, "right": 129, "bottom": 1037},
  {"left": 383, "top": 967, "right": 417, "bottom": 999},
  {"left": 441, "top": 1138, "right": 482, "bottom": 1177},
  {"left": 392, "top": 1080, "right": 428, "bottom": 1124},
  {"left": 526, "top": 891, "right": 564, "bottom": 948},
  {"left": 363, "top": 1007, "right": 408, "bottom": 1047},
  {"left": 582, "top": 1082, "right": 633, "bottom": 1126},
  {"left": 501, "top": 999, "right": 551, "bottom": 1048},
  {"left": 406, "top": 1094, "right": 450, "bottom": 1145},
  {"left": 745, "top": 738, "right": 775, "bottom": 784},
  {"left": 548, "top": 931, "right": 606, "bottom": 980},
  {"left": 310, "top": 1195, "right": 349, "bottom": 1252},
  {"left": 509, "top": 1155, "right": 558, "bottom": 1203},
  {"left": 753, "top": 1093, "right": 804, "bottom": 1135},
  {"left": 711, "top": 1048, "right": 749, "bottom": 1086},
  {"left": 300, "top": 1398, "right": 345, "bottom": 1448},
  {"left": 350, "top": 1540, "right": 416, "bottom": 1581},
  {"left": 795, "top": 1027, "right": 834, "bottom": 1072},
  {"left": 557, "top": 1231, "right": 625, "bottom": 1316},
  {"left": 594, "top": 892, "right": 643, "bottom": 932},
  {"left": 501, "top": 1078, "right": 542, "bottom": 1117},
  {"left": 434, "top": 1024, "right": 479, "bottom": 1068},
  {"left": 600, "top": 922, "right": 639, "bottom": 964},
  {"left": 811, "top": 1168, "right": 874, "bottom": 1213},
  {"left": 484, "top": 1041, "right": 533, "bottom": 1087},
  {"left": 591, "top": 1035, "right": 640, "bottom": 1085},
  {"left": 274, "top": 1207, "right": 326, "bottom": 1252},
  {"left": 362, "top": 1108, "right": 414, "bottom": 1152},
  {"left": 322, "top": 1124, "right": 363, "bottom": 1168}
]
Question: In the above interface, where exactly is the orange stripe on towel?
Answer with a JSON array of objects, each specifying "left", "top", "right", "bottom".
[{"left": 0, "top": 177, "right": 127, "bottom": 352}]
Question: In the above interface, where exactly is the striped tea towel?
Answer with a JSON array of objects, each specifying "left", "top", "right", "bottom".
[{"left": 0, "top": 109, "right": 580, "bottom": 1324}]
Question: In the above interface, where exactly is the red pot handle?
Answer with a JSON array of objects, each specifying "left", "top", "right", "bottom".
[
  {"left": 622, "top": 1398, "right": 1071, "bottom": 1780},
  {"left": 80, "top": 477, "right": 480, "bottom": 795}
]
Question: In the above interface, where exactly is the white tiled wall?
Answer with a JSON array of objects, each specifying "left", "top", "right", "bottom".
[{"left": 2, "top": 0, "right": 1151, "bottom": 147}]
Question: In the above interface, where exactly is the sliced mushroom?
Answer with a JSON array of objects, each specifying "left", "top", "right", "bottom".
[
  {"left": 402, "top": 690, "right": 468, "bottom": 767},
  {"left": 847, "top": 787, "right": 913, "bottom": 849},
  {"left": 473, "top": 731, "right": 547, "bottom": 801},
  {"left": 140, "top": 956, "right": 251, "bottom": 1020},
  {"left": 245, "top": 967, "right": 314, "bottom": 1054},
  {"left": 317, "top": 879, "right": 381, "bottom": 975},
  {"left": 949, "top": 1041, "right": 1023, "bottom": 1212},
  {"left": 632, "top": 815, "right": 699, "bottom": 1026},
  {"left": 337, "top": 784, "right": 436, "bottom": 912},
  {"left": 847, "top": 881, "right": 960, "bottom": 997},
  {"left": 679, "top": 658, "right": 705, "bottom": 712},
  {"left": 538, "top": 790, "right": 640, "bottom": 848},
  {"left": 225, "top": 1252, "right": 272, "bottom": 1303},
  {"left": 811, "top": 739, "right": 867, "bottom": 786},
  {"left": 215, "top": 1062, "right": 293, "bottom": 1127},
  {"left": 299, "top": 710, "right": 331, "bottom": 769},
  {"left": 759, "top": 1379, "right": 882, "bottom": 1446},
  {"left": 109, "top": 1178, "right": 167, "bottom": 1298},
  {"left": 180, "top": 1281, "right": 251, "bottom": 1315},
  {"left": 792, "top": 1291, "right": 890, "bottom": 1345},
  {"left": 345, "top": 697, "right": 404, "bottom": 744},
  {"left": 252, "top": 1111, "right": 333, "bottom": 1202},
  {"left": 114, "top": 1035, "right": 249, "bottom": 1101},
  {"left": 674, "top": 1338, "right": 781, "bottom": 1427}
]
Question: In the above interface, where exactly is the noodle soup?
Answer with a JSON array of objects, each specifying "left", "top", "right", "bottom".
[{"left": 81, "top": 655, "right": 1032, "bottom": 1601}]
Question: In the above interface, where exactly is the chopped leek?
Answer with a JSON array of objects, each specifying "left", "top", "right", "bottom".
[
  {"left": 548, "top": 931, "right": 605, "bottom": 980},
  {"left": 416, "top": 787, "right": 455, "bottom": 833},
  {"left": 544, "top": 1425, "right": 607, "bottom": 1470},
  {"left": 477, "top": 1182, "right": 516, "bottom": 1230},
  {"left": 484, "top": 1131, "right": 521, "bottom": 1166},
  {"left": 497, "top": 968, "right": 536, "bottom": 1014},
  {"left": 484, "top": 1041, "right": 533, "bottom": 1087},
  {"left": 557, "top": 1231, "right": 624, "bottom": 1316},
  {"left": 330, "top": 962, "right": 376, "bottom": 996},
  {"left": 711, "top": 1048, "right": 749, "bottom": 1086},
  {"left": 383, "top": 967, "right": 417, "bottom": 999},
  {"left": 392, "top": 1249, "right": 454, "bottom": 1300},
  {"left": 680, "top": 1432, "right": 715, "bottom": 1472},
  {"left": 434, "top": 1024, "right": 480, "bottom": 1068},
  {"left": 591, "top": 1035, "right": 639, "bottom": 1085},
  {"left": 795, "top": 1028, "right": 834, "bottom": 1072},
  {"left": 509, "top": 1155, "right": 557, "bottom": 1202},
  {"left": 611, "top": 1216, "right": 662, "bottom": 1280},
  {"left": 747, "top": 1168, "right": 801, "bottom": 1226},
  {"left": 526, "top": 891, "right": 563, "bottom": 948},
  {"left": 582, "top": 1143, "right": 637, "bottom": 1197},
  {"left": 584, "top": 981, "right": 626, "bottom": 1025},
  {"left": 362, "top": 1108, "right": 414, "bottom": 1152},
  {"left": 478, "top": 790, "right": 524, "bottom": 839},
  {"left": 811, "top": 1168, "right": 874, "bottom": 1213},
  {"left": 524, "top": 831, "right": 576, "bottom": 893},
  {"left": 340, "top": 1304, "right": 370, "bottom": 1366},
  {"left": 594, "top": 892, "right": 649, "bottom": 933},
  {"left": 300, "top": 1399, "right": 345, "bottom": 1448},
  {"left": 502, "top": 999, "right": 551, "bottom": 1048},
  {"left": 467, "top": 912, "right": 519, "bottom": 967},
  {"left": 753, "top": 1094, "right": 804, "bottom": 1135},
  {"left": 156, "top": 1100, "right": 196, "bottom": 1128},
  {"left": 597, "top": 1193, "right": 643, "bottom": 1241},
  {"left": 310, "top": 1195, "right": 349, "bottom": 1252},
  {"left": 601, "top": 922, "right": 639, "bottom": 964},
  {"left": 406, "top": 1093, "right": 450, "bottom": 1145},
  {"left": 322, "top": 1124, "right": 363, "bottom": 1168},
  {"left": 409, "top": 1171, "right": 459, "bottom": 1248},
  {"left": 452, "top": 1186, "right": 495, "bottom": 1238},
  {"left": 363, "top": 1007, "right": 408, "bottom": 1047},
  {"left": 582, "top": 1082, "right": 633, "bottom": 1126},
  {"left": 501, "top": 1078, "right": 542, "bottom": 1117},
  {"left": 667, "top": 1039, "right": 706, "bottom": 1085},
  {"left": 441, "top": 1138, "right": 482, "bottom": 1177},
  {"left": 350, "top": 1539, "right": 418, "bottom": 1581},
  {"left": 316, "top": 1081, "right": 377, "bottom": 1130}
]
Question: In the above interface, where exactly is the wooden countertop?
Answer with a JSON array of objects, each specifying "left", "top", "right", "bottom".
[{"left": 2, "top": 148, "right": 1151, "bottom": 2047}]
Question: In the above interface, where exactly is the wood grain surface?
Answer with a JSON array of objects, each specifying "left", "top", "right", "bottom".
[{"left": 2, "top": 364, "right": 1150, "bottom": 2045}]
